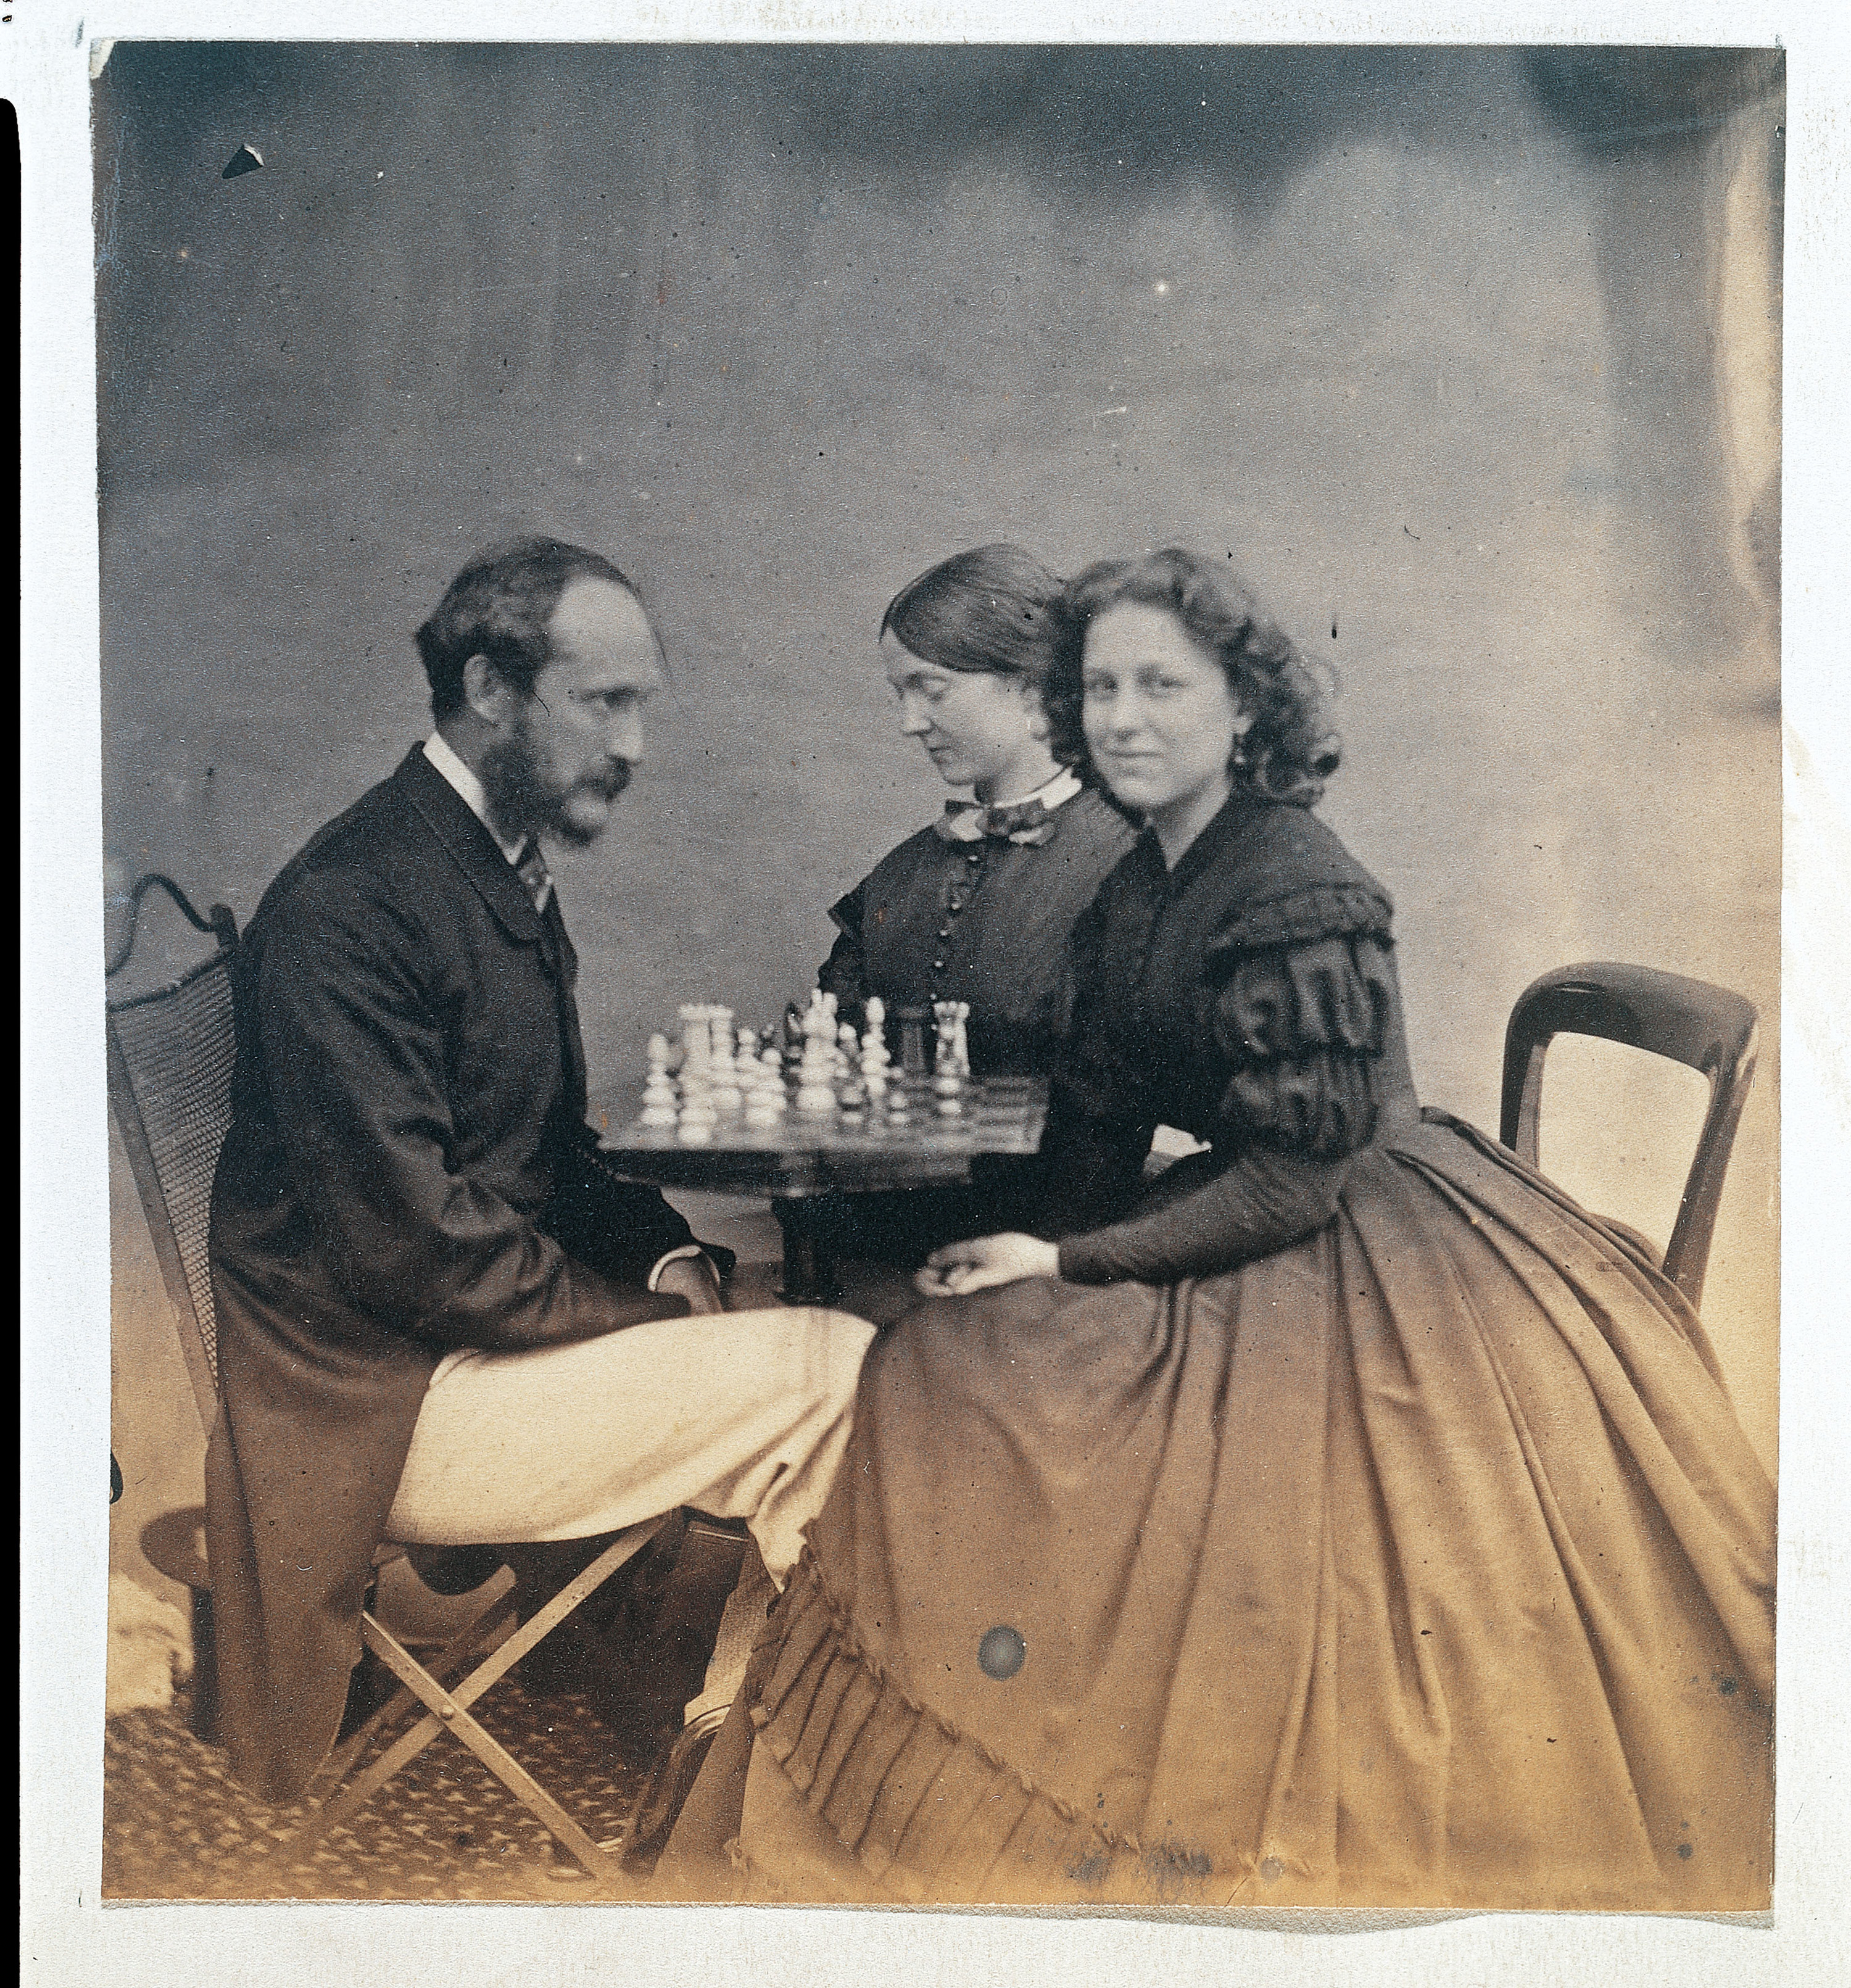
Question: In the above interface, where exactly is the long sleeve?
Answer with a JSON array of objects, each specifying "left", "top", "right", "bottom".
[
  {"left": 1053, "top": 930, "right": 1395, "bottom": 1285},
  {"left": 255, "top": 871, "right": 687, "bottom": 1351},
  {"left": 541, "top": 1129, "right": 716, "bottom": 1289},
  {"left": 1056, "top": 1144, "right": 1354, "bottom": 1283}
]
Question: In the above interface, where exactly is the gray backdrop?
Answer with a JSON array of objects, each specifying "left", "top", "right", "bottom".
[{"left": 97, "top": 44, "right": 1782, "bottom": 1454}]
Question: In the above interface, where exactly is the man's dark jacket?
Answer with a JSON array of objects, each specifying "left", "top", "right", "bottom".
[{"left": 205, "top": 746, "right": 703, "bottom": 1801}]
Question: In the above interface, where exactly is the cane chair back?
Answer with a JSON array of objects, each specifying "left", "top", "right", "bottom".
[
  {"left": 106, "top": 877, "right": 241, "bottom": 1432},
  {"left": 104, "top": 872, "right": 676, "bottom": 1886}
]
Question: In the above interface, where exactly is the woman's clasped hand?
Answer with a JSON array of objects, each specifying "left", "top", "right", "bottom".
[{"left": 913, "top": 1232, "right": 1061, "bottom": 1297}]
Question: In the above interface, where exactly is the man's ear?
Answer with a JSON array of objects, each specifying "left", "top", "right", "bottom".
[{"left": 462, "top": 652, "right": 515, "bottom": 726}]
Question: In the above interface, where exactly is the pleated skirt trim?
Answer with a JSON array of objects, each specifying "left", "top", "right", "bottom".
[{"left": 748, "top": 1552, "right": 1296, "bottom": 1908}]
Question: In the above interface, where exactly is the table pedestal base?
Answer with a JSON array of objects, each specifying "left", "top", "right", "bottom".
[{"left": 774, "top": 1209, "right": 843, "bottom": 1306}]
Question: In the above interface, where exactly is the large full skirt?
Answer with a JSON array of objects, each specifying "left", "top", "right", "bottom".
[{"left": 732, "top": 1111, "right": 1774, "bottom": 1911}]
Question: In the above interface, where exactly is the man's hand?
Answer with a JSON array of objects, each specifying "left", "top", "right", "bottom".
[
  {"left": 655, "top": 1253, "right": 727, "bottom": 1315},
  {"left": 914, "top": 1233, "right": 1061, "bottom": 1298}
]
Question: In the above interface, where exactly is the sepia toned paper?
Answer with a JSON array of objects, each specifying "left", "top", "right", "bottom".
[{"left": 20, "top": 3, "right": 1851, "bottom": 1984}]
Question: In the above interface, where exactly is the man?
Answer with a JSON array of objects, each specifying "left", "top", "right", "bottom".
[{"left": 204, "top": 538, "right": 874, "bottom": 1803}]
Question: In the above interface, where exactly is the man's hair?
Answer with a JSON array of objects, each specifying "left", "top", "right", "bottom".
[{"left": 415, "top": 537, "right": 640, "bottom": 721}]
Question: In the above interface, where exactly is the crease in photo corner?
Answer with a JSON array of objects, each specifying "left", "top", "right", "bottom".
[{"left": 26, "top": 15, "right": 1843, "bottom": 1979}]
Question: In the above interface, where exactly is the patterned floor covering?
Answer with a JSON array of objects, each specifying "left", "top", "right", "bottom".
[{"left": 104, "top": 1677, "right": 664, "bottom": 1902}]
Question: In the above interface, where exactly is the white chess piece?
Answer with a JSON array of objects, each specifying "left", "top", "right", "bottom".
[
  {"left": 686, "top": 1006, "right": 732, "bottom": 1111},
  {"left": 676, "top": 1083, "right": 718, "bottom": 1144},
  {"left": 679, "top": 1004, "right": 711, "bottom": 1085},
  {"left": 641, "top": 1032, "right": 679, "bottom": 1129},
  {"left": 795, "top": 1004, "right": 838, "bottom": 1116},
  {"left": 859, "top": 1003, "right": 890, "bottom": 1101},
  {"left": 743, "top": 1071, "right": 781, "bottom": 1129},
  {"left": 758, "top": 1045, "right": 789, "bottom": 1116}
]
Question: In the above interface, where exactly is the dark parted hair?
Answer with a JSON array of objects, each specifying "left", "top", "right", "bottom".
[
  {"left": 415, "top": 537, "right": 642, "bottom": 721},
  {"left": 1047, "top": 548, "right": 1341, "bottom": 806},
  {"left": 882, "top": 544, "right": 1064, "bottom": 690}
]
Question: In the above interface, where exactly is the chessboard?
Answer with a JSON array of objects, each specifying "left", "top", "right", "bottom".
[
  {"left": 601, "top": 1074, "right": 1048, "bottom": 1196},
  {"left": 596, "top": 994, "right": 1048, "bottom": 1198}
]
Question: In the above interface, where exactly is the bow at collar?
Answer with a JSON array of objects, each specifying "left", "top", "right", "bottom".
[{"left": 934, "top": 795, "right": 1060, "bottom": 847}]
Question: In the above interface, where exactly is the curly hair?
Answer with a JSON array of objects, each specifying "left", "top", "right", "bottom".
[
  {"left": 881, "top": 544, "right": 1064, "bottom": 688},
  {"left": 416, "top": 536, "right": 642, "bottom": 721},
  {"left": 1046, "top": 549, "right": 1341, "bottom": 806}
]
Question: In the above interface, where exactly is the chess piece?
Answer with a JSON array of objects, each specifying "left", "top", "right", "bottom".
[
  {"left": 895, "top": 1007, "right": 930, "bottom": 1081},
  {"left": 742, "top": 1030, "right": 784, "bottom": 1128},
  {"left": 678, "top": 1004, "right": 711, "bottom": 1083},
  {"left": 932, "top": 1000, "right": 971, "bottom": 1079},
  {"left": 709, "top": 1016, "right": 743, "bottom": 1114},
  {"left": 676, "top": 1085, "right": 717, "bottom": 1145},
  {"left": 640, "top": 1033, "right": 679, "bottom": 1129},
  {"left": 795, "top": 997, "right": 838, "bottom": 1117},
  {"left": 743, "top": 1088, "right": 782, "bottom": 1130}
]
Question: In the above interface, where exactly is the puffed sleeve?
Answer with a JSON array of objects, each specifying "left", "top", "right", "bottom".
[
  {"left": 816, "top": 880, "right": 869, "bottom": 1024},
  {"left": 1212, "top": 932, "right": 1394, "bottom": 1158},
  {"left": 1054, "top": 926, "right": 1394, "bottom": 1285}
]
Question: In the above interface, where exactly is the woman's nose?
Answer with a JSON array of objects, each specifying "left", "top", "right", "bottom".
[{"left": 1106, "top": 694, "right": 1145, "bottom": 736}]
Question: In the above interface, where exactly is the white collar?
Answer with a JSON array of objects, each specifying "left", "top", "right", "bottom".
[
  {"left": 423, "top": 733, "right": 526, "bottom": 868},
  {"left": 987, "top": 766, "right": 1083, "bottom": 811}
]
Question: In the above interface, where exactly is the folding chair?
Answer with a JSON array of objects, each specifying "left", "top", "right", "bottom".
[
  {"left": 1500, "top": 961, "right": 1760, "bottom": 1312},
  {"left": 106, "top": 873, "right": 678, "bottom": 1884}
]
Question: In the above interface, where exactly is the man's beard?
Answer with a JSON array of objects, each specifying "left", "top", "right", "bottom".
[{"left": 479, "top": 714, "right": 629, "bottom": 850}]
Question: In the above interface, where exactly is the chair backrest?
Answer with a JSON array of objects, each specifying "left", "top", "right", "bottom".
[
  {"left": 1499, "top": 961, "right": 1759, "bottom": 1312},
  {"left": 106, "top": 876, "right": 241, "bottom": 1434}
]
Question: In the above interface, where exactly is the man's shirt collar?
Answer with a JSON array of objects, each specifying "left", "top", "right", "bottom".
[{"left": 423, "top": 733, "right": 525, "bottom": 868}]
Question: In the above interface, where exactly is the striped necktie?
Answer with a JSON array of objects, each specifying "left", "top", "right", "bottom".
[{"left": 513, "top": 837, "right": 552, "bottom": 913}]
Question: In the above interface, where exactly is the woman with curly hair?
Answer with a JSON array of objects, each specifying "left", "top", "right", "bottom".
[{"left": 679, "top": 549, "right": 1773, "bottom": 1912}]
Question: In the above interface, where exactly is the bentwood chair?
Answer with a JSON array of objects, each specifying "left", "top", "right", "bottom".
[
  {"left": 106, "top": 873, "right": 674, "bottom": 1884},
  {"left": 1500, "top": 961, "right": 1760, "bottom": 1312}
]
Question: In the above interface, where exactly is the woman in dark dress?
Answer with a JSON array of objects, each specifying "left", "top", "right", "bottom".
[
  {"left": 803, "top": 545, "right": 1136, "bottom": 1264},
  {"left": 724, "top": 550, "right": 1774, "bottom": 1910},
  {"left": 818, "top": 544, "right": 1136, "bottom": 1072}
]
